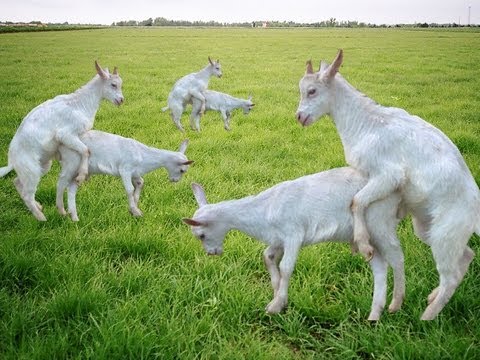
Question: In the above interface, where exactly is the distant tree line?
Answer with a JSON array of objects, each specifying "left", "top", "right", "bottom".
[
  {"left": 0, "top": 21, "right": 102, "bottom": 33},
  {"left": 111, "top": 17, "right": 478, "bottom": 28}
]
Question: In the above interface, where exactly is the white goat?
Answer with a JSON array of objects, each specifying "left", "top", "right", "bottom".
[
  {"left": 296, "top": 50, "right": 480, "bottom": 320},
  {"left": 162, "top": 57, "right": 222, "bottom": 132},
  {"left": 56, "top": 131, "right": 193, "bottom": 221},
  {"left": 183, "top": 167, "right": 405, "bottom": 321},
  {"left": 190, "top": 90, "right": 255, "bottom": 131},
  {"left": 0, "top": 61, "right": 124, "bottom": 221}
]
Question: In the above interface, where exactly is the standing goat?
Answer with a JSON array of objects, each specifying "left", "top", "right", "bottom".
[
  {"left": 56, "top": 131, "right": 193, "bottom": 221},
  {"left": 162, "top": 57, "right": 222, "bottom": 132},
  {"left": 296, "top": 50, "right": 480, "bottom": 320},
  {"left": 190, "top": 90, "right": 255, "bottom": 131},
  {"left": 0, "top": 61, "right": 124, "bottom": 221},
  {"left": 183, "top": 168, "right": 405, "bottom": 321}
]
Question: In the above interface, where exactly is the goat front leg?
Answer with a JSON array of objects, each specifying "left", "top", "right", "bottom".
[
  {"left": 56, "top": 132, "right": 90, "bottom": 185},
  {"left": 189, "top": 90, "right": 206, "bottom": 115},
  {"left": 133, "top": 176, "right": 144, "bottom": 206},
  {"left": 221, "top": 111, "right": 231, "bottom": 131},
  {"left": 263, "top": 245, "right": 284, "bottom": 298},
  {"left": 265, "top": 243, "right": 300, "bottom": 314},
  {"left": 121, "top": 172, "right": 142, "bottom": 217},
  {"left": 56, "top": 175, "right": 70, "bottom": 216},
  {"left": 367, "top": 253, "right": 388, "bottom": 320},
  {"left": 351, "top": 173, "right": 403, "bottom": 261},
  {"left": 67, "top": 182, "right": 80, "bottom": 221}
]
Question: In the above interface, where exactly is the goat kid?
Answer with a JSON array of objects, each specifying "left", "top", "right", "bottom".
[
  {"left": 0, "top": 61, "right": 124, "bottom": 221},
  {"left": 56, "top": 131, "right": 193, "bottom": 221},
  {"left": 183, "top": 168, "right": 405, "bottom": 321},
  {"left": 190, "top": 90, "right": 255, "bottom": 131},
  {"left": 162, "top": 57, "right": 222, "bottom": 132},
  {"left": 296, "top": 50, "right": 480, "bottom": 320}
]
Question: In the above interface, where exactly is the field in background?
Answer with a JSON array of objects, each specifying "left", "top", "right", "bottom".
[{"left": 0, "top": 27, "right": 479, "bottom": 359}]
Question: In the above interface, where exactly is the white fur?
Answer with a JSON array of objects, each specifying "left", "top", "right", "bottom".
[
  {"left": 0, "top": 61, "right": 124, "bottom": 221},
  {"left": 162, "top": 57, "right": 222, "bottom": 132},
  {"left": 296, "top": 50, "right": 480, "bottom": 320},
  {"left": 183, "top": 167, "right": 405, "bottom": 321},
  {"left": 56, "top": 131, "right": 193, "bottom": 221},
  {"left": 190, "top": 90, "right": 255, "bottom": 131}
]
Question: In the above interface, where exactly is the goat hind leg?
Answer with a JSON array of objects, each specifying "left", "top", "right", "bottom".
[
  {"left": 421, "top": 229, "right": 473, "bottom": 320},
  {"left": 427, "top": 246, "right": 474, "bottom": 305},
  {"left": 16, "top": 172, "right": 46, "bottom": 221}
]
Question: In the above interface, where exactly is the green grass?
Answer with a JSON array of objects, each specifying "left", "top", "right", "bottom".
[{"left": 1, "top": 27, "right": 480, "bottom": 359}]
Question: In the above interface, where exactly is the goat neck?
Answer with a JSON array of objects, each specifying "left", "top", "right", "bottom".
[
  {"left": 329, "top": 75, "right": 381, "bottom": 146},
  {"left": 69, "top": 75, "right": 104, "bottom": 121},
  {"left": 205, "top": 196, "right": 272, "bottom": 242}
]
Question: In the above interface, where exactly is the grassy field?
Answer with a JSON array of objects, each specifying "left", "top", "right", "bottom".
[{"left": 0, "top": 27, "right": 479, "bottom": 359}]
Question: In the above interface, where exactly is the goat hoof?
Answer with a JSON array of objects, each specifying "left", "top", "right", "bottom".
[
  {"left": 35, "top": 213, "right": 47, "bottom": 221},
  {"left": 130, "top": 208, "right": 143, "bottom": 217},
  {"left": 388, "top": 302, "right": 402, "bottom": 313},
  {"left": 75, "top": 175, "right": 86, "bottom": 185},
  {"left": 359, "top": 244, "right": 374, "bottom": 262},
  {"left": 35, "top": 201, "right": 43, "bottom": 211},
  {"left": 58, "top": 207, "right": 67, "bottom": 216},
  {"left": 265, "top": 299, "right": 286, "bottom": 314}
]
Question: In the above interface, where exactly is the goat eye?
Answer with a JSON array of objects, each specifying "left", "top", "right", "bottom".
[
  {"left": 199, "top": 234, "right": 205, "bottom": 241},
  {"left": 180, "top": 169, "right": 185, "bottom": 174},
  {"left": 308, "top": 88, "right": 316, "bottom": 96},
  {"left": 111, "top": 83, "right": 117, "bottom": 89}
]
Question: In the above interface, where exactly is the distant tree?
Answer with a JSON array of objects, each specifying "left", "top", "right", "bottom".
[{"left": 140, "top": 18, "right": 153, "bottom": 26}]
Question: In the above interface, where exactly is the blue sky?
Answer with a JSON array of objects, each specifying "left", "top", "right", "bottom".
[{"left": 1, "top": 0, "right": 478, "bottom": 25}]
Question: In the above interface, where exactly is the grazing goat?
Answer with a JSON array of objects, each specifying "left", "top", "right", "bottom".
[
  {"left": 0, "top": 61, "right": 124, "bottom": 221},
  {"left": 56, "top": 131, "right": 193, "bottom": 221},
  {"left": 162, "top": 57, "right": 222, "bottom": 132},
  {"left": 190, "top": 90, "right": 255, "bottom": 131},
  {"left": 296, "top": 49, "right": 480, "bottom": 320},
  {"left": 183, "top": 168, "right": 405, "bottom": 321}
]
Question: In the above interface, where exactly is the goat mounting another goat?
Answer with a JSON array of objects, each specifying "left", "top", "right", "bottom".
[
  {"left": 162, "top": 57, "right": 222, "bottom": 132},
  {"left": 0, "top": 61, "right": 124, "bottom": 220},
  {"left": 296, "top": 49, "right": 480, "bottom": 320}
]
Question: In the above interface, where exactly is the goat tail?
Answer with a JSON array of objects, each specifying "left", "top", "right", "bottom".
[
  {"left": 0, "top": 164, "right": 13, "bottom": 178},
  {"left": 161, "top": 105, "right": 169, "bottom": 112}
]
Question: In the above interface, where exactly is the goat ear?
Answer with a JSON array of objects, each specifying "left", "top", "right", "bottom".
[
  {"left": 182, "top": 218, "right": 205, "bottom": 227},
  {"left": 324, "top": 49, "right": 343, "bottom": 81},
  {"left": 192, "top": 182, "right": 208, "bottom": 207},
  {"left": 319, "top": 60, "right": 329, "bottom": 73},
  {"left": 305, "top": 60, "right": 314, "bottom": 74},
  {"left": 208, "top": 56, "right": 214, "bottom": 66},
  {"left": 181, "top": 160, "right": 194, "bottom": 166},
  {"left": 178, "top": 139, "right": 189, "bottom": 154},
  {"left": 113, "top": 66, "right": 118, "bottom": 75},
  {"left": 95, "top": 60, "right": 108, "bottom": 80}
]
